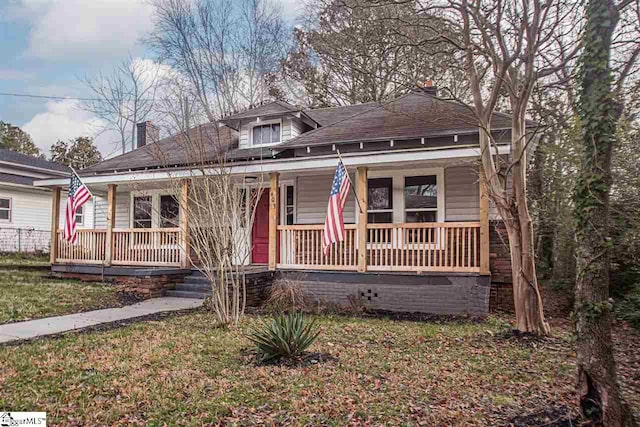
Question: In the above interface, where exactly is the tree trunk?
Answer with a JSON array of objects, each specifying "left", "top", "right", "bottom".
[
  {"left": 479, "top": 120, "right": 549, "bottom": 335},
  {"left": 574, "top": 0, "right": 637, "bottom": 424},
  {"left": 510, "top": 108, "right": 550, "bottom": 335}
]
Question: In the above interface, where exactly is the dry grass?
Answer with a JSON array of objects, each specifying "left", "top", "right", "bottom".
[
  {"left": 0, "top": 269, "right": 122, "bottom": 324},
  {"left": 265, "top": 274, "right": 309, "bottom": 312},
  {"left": 0, "top": 313, "right": 595, "bottom": 426}
]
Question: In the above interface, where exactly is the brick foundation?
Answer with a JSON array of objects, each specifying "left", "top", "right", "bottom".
[
  {"left": 55, "top": 271, "right": 186, "bottom": 299},
  {"left": 245, "top": 272, "right": 274, "bottom": 307},
  {"left": 279, "top": 271, "right": 491, "bottom": 316},
  {"left": 489, "top": 220, "right": 515, "bottom": 312}
]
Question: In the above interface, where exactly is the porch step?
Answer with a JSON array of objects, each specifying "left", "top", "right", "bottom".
[
  {"left": 183, "top": 275, "right": 210, "bottom": 285},
  {"left": 167, "top": 271, "right": 212, "bottom": 299},
  {"left": 175, "top": 283, "right": 211, "bottom": 293},
  {"left": 166, "top": 289, "right": 211, "bottom": 299}
]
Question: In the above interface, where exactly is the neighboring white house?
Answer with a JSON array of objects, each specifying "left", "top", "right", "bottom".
[{"left": 0, "top": 148, "right": 96, "bottom": 253}]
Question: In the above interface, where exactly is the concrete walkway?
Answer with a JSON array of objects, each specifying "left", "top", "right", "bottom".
[{"left": 0, "top": 297, "right": 203, "bottom": 344}]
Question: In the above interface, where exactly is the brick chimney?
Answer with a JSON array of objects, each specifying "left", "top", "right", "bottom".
[
  {"left": 413, "top": 79, "right": 438, "bottom": 96},
  {"left": 136, "top": 121, "right": 160, "bottom": 148}
]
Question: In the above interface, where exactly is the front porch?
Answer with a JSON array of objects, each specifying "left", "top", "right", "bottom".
[{"left": 47, "top": 160, "right": 492, "bottom": 276}]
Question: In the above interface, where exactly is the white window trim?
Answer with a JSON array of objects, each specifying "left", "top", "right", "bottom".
[
  {"left": 367, "top": 167, "right": 445, "bottom": 223},
  {"left": 366, "top": 177, "right": 394, "bottom": 221},
  {"left": 75, "top": 205, "right": 84, "bottom": 226},
  {"left": 249, "top": 118, "right": 283, "bottom": 147},
  {"left": 281, "top": 181, "right": 297, "bottom": 225},
  {"left": 130, "top": 190, "right": 180, "bottom": 229},
  {"left": 0, "top": 197, "right": 12, "bottom": 223},
  {"left": 364, "top": 167, "right": 445, "bottom": 249}
]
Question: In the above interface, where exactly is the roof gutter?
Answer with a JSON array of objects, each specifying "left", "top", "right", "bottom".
[{"left": 0, "top": 160, "right": 70, "bottom": 177}]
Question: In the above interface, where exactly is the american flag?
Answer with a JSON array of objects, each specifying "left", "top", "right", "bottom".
[
  {"left": 322, "top": 160, "right": 351, "bottom": 255},
  {"left": 64, "top": 172, "right": 92, "bottom": 244}
]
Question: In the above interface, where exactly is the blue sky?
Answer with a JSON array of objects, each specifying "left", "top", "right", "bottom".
[{"left": 0, "top": 0, "right": 300, "bottom": 158}]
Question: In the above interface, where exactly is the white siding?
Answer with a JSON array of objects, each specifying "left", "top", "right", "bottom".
[
  {"left": 296, "top": 174, "right": 356, "bottom": 224},
  {"left": 56, "top": 192, "right": 95, "bottom": 230},
  {"left": 238, "top": 116, "right": 300, "bottom": 149},
  {"left": 443, "top": 163, "right": 511, "bottom": 221},
  {"left": 282, "top": 117, "right": 293, "bottom": 141},
  {"left": 93, "top": 192, "right": 130, "bottom": 228},
  {"left": 290, "top": 117, "right": 304, "bottom": 138},
  {"left": 445, "top": 165, "right": 480, "bottom": 221},
  {"left": 0, "top": 186, "right": 53, "bottom": 232},
  {"left": 239, "top": 120, "right": 250, "bottom": 148}
]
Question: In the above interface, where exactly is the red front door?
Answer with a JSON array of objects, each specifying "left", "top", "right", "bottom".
[{"left": 251, "top": 191, "right": 270, "bottom": 264}]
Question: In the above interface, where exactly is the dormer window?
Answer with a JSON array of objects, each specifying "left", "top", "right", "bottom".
[{"left": 251, "top": 121, "right": 281, "bottom": 146}]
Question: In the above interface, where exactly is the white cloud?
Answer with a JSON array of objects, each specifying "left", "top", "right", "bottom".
[
  {"left": 278, "top": 0, "right": 304, "bottom": 22},
  {"left": 0, "top": 69, "right": 34, "bottom": 81},
  {"left": 21, "top": 99, "right": 118, "bottom": 157},
  {"left": 22, "top": 0, "right": 154, "bottom": 60},
  {"left": 20, "top": 57, "right": 175, "bottom": 158}
]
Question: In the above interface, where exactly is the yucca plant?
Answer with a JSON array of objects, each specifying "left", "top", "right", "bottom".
[{"left": 247, "top": 312, "right": 321, "bottom": 362}]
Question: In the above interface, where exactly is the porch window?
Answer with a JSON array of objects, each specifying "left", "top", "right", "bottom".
[
  {"left": 367, "top": 178, "right": 392, "bottom": 223},
  {"left": 285, "top": 185, "right": 295, "bottom": 225},
  {"left": 252, "top": 123, "right": 281, "bottom": 145},
  {"left": 75, "top": 205, "right": 84, "bottom": 226},
  {"left": 0, "top": 198, "right": 11, "bottom": 222},
  {"left": 160, "top": 195, "right": 179, "bottom": 228},
  {"left": 404, "top": 175, "right": 437, "bottom": 223},
  {"left": 133, "top": 196, "right": 152, "bottom": 228}
]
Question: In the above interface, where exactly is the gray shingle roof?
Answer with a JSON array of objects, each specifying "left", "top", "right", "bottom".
[
  {"left": 220, "top": 100, "right": 300, "bottom": 123},
  {"left": 0, "top": 172, "right": 35, "bottom": 186},
  {"left": 81, "top": 123, "right": 236, "bottom": 175},
  {"left": 80, "top": 92, "right": 530, "bottom": 175},
  {"left": 279, "top": 92, "right": 516, "bottom": 149},
  {"left": 302, "top": 102, "right": 380, "bottom": 126},
  {"left": 0, "top": 148, "right": 69, "bottom": 173}
]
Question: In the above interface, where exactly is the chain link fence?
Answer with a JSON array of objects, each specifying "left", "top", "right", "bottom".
[{"left": 0, "top": 227, "right": 51, "bottom": 253}]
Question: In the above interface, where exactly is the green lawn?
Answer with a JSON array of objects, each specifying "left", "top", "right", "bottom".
[
  {"left": 0, "top": 252, "right": 49, "bottom": 267},
  {"left": 0, "top": 269, "right": 122, "bottom": 324},
  {"left": 0, "top": 313, "right": 586, "bottom": 425}
]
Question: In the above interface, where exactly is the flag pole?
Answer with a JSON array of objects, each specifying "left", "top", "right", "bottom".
[
  {"left": 68, "top": 166, "right": 94, "bottom": 199},
  {"left": 68, "top": 166, "right": 111, "bottom": 221},
  {"left": 336, "top": 150, "right": 364, "bottom": 214}
]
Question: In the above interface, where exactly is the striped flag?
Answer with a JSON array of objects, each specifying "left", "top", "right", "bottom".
[
  {"left": 64, "top": 172, "right": 92, "bottom": 244},
  {"left": 322, "top": 160, "right": 351, "bottom": 255}
]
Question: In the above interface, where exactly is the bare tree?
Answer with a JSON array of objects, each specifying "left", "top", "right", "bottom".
[
  {"left": 435, "top": 0, "right": 586, "bottom": 335},
  {"left": 144, "top": 120, "right": 264, "bottom": 326},
  {"left": 147, "top": 0, "right": 288, "bottom": 121},
  {"left": 283, "top": 0, "right": 462, "bottom": 107},
  {"left": 81, "top": 56, "right": 161, "bottom": 155}
]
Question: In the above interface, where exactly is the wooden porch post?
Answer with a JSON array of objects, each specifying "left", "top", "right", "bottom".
[
  {"left": 49, "top": 186, "right": 61, "bottom": 265},
  {"left": 105, "top": 184, "right": 117, "bottom": 266},
  {"left": 356, "top": 167, "right": 368, "bottom": 272},
  {"left": 479, "top": 168, "right": 490, "bottom": 275},
  {"left": 268, "top": 172, "right": 279, "bottom": 270},
  {"left": 180, "top": 179, "right": 190, "bottom": 268}
]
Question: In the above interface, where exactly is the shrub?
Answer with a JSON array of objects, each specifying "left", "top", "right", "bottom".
[
  {"left": 615, "top": 285, "right": 640, "bottom": 329},
  {"left": 266, "top": 274, "right": 308, "bottom": 312},
  {"left": 247, "top": 312, "right": 321, "bottom": 362}
]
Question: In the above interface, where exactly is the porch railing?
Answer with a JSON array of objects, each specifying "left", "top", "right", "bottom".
[
  {"left": 277, "top": 222, "right": 481, "bottom": 273},
  {"left": 279, "top": 224, "right": 358, "bottom": 270},
  {"left": 56, "top": 229, "right": 107, "bottom": 264},
  {"left": 55, "top": 228, "right": 183, "bottom": 267},
  {"left": 112, "top": 228, "right": 182, "bottom": 267},
  {"left": 366, "top": 222, "right": 480, "bottom": 272}
]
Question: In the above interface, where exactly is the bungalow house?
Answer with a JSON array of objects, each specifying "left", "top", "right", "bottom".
[
  {"left": 0, "top": 149, "right": 76, "bottom": 253},
  {"left": 34, "top": 86, "right": 519, "bottom": 314}
]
